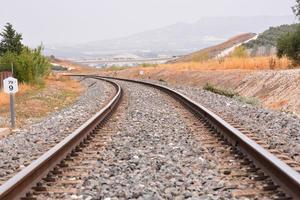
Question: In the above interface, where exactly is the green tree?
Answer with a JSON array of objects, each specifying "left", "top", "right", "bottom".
[
  {"left": 277, "top": 27, "right": 300, "bottom": 65},
  {"left": 0, "top": 23, "right": 23, "bottom": 55},
  {"left": 276, "top": 1, "right": 300, "bottom": 65},
  {"left": 293, "top": 0, "right": 300, "bottom": 20}
]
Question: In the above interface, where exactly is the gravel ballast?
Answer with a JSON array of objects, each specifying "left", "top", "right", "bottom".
[
  {"left": 81, "top": 81, "right": 247, "bottom": 199},
  {"left": 1, "top": 76, "right": 298, "bottom": 198},
  {"left": 0, "top": 77, "right": 114, "bottom": 183},
  {"left": 151, "top": 80, "right": 300, "bottom": 163}
]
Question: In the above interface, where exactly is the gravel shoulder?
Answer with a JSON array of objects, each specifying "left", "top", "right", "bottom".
[
  {"left": 0, "top": 77, "right": 114, "bottom": 184},
  {"left": 148, "top": 79, "right": 300, "bottom": 163}
]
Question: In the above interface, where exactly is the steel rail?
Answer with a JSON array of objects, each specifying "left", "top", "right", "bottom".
[
  {"left": 98, "top": 76, "right": 300, "bottom": 199},
  {"left": 0, "top": 77, "right": 122, "bottom": 200}
]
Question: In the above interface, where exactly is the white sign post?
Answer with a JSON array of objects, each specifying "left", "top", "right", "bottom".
[{"left": 3, "top": 77, "right": 18, "bottom": 128}]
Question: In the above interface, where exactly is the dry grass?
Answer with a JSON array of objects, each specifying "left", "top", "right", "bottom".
[
  {"left": 0, "top": 75, "right": 83, "bottom": 128},
  {"left": 99, "top": 56, "right": 298, "bottom": 115},
  {"left": 162, "top": 56, "right": 292, "bottom": 71},
  {"left": 98, "top": 56, "right": 295, "bottom": 90},
  {"left": 99, "top": 56, "right": 293, "bottom": 83},
  {"left": 0, "top": 84, "right": 33, "bottom": 106}
]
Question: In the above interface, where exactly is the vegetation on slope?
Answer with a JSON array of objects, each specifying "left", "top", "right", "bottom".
[
  {"left": 203, "top": 83, "right": 238, "bottom": 98},
  {"left": 170, "top": 33, "right": 256, "bottom": 63},
  {"left": 244, "top": 24, "right": 299, "bottom": 48},
  {"left": 229, "top": 46, "right": 248, "bottom": 58},
  {"left": 242, "top": 1, "right": 300, "bottom": 63},
  {"left": 203, "top": 83, "right": 259, "bottom": 105}
]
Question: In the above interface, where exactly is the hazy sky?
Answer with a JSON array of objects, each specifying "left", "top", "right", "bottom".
[{"left": 0, "top": 0, "right": 296, "bottom": 46}]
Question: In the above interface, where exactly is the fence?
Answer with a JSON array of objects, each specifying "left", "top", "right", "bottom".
[{"left": 0, "top": 71, "right": 12, "bottom": 89}]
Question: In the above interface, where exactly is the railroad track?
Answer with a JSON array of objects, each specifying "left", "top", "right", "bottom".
[
  {"left": 0, "top": 75, "right": 299, "bottom": 199},
  {"left": 0, "top": 76, "right": 122, "bottom": 200}
]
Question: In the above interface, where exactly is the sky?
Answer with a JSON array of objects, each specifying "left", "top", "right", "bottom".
[{"left": 0, "top": 0, "right": 297, "bottom": 46}]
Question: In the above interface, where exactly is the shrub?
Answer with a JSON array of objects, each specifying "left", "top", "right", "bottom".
[
  {"left": 203, "top": 83, "right": 238, "bottom": 98},
  {"left": 0, "top": 51, "right": 15, "bottom": 72},
  {"left": 0, "top": 23, "right": 50, "bottom": 84},
  {"left": 141, "top": 63, "right": 158, "bottom": 68},
  {"left": 51, "top": 64, "right": 68, "bottom": 71},
  {"left": 203, "top": 83, "right": 260, "bottom": 106},
  {"left": 105, "top": 65, "right": 127, "bottom": 71},
  {"left": 230, "top": 46, "right": 248, "bottom": 58},
  {"left": 0, "top": 45, "right": 50, "bottom": 84}
]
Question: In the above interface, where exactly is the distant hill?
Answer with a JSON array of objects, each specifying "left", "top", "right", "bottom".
[
  {"left": 170, "top": 33, "right": 256, "bottom": 63},
  {"left": 44, "top": 16, "right": 295, "bottom": 59},
  {"left": 171, "top": 23, "right": 300, "bottom": 63}
]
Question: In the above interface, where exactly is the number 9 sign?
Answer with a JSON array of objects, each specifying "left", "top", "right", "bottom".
[{"left": 3, "top": 77, "right": 18, "bottom": 94}]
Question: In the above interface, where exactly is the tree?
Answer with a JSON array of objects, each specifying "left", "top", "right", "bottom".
[
  {"left": 293, "top": 0, "right": 300, "bottom": 20},
  {"left": 277, "top": 27, "right": 300, "bottom": 65},
  {"left": 276, "top": 1, "right": 300, "bottom": 65},
  {"left": 0, "top": 23, "right": 50, "bottom": 84},
  {"left": 0, "top": 23, "right": 23, "bottom": 55}
]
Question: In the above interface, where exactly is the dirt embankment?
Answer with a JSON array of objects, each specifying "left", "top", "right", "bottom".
[{"left": 101, "top": 67, "right": 300, "bottom": 116}]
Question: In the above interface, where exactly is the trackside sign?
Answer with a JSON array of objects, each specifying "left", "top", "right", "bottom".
[{"left": 3, "top": 77, "right": 18, "bottom": 94}]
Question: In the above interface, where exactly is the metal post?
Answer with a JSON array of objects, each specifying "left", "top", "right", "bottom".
[
  {"left": 10, "top": 93, "right": 15, "bottom": 129},
  {"left": 11, "top": 62, "right": 14, "bottom": 77}
]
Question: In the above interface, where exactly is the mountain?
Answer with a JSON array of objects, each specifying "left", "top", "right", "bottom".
[{"left": 45, "top": 16, "right": 296, "bottom": 59}]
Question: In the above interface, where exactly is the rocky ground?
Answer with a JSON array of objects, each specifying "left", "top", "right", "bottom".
[
  {"left": 80, "top": 81, "right": 268, "bottom": 200},
  {"left": 0, "top": 77, "right": 114, "bottom": 184},
  {"left": 148, "top": 79, "right": 300, "bottom": 163}
]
